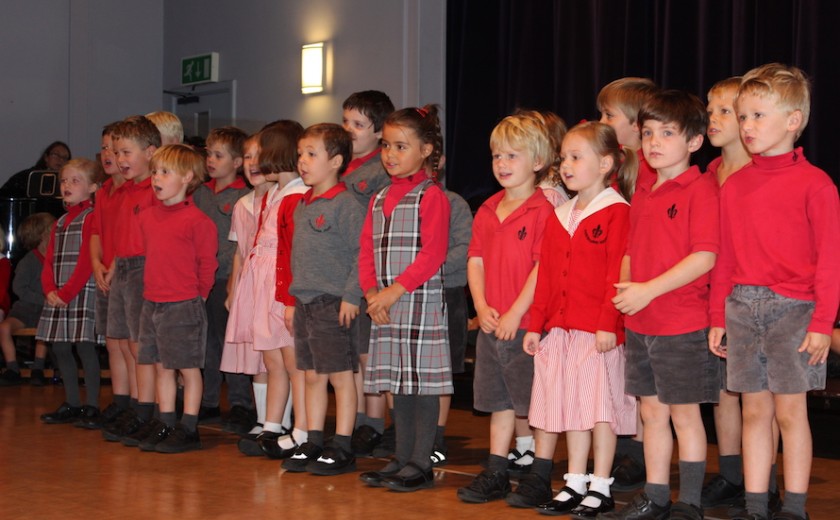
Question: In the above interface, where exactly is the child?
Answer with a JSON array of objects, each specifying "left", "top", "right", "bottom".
[
  {"left": 101, "top": 115, "right": 161, "bottom": 444},
  {"left": 520, "top": 122, "right": 637, "bottom": 516},
  {"left": 225, "top": 121, "right": 309, "bottom": 455},
  {"left": 280, "top": 123, "right": 363, "bottom": 475},
  {"left": 133, "top": 144, "right": 217, "bottom": 453},
  {"left": 596, "top": 76, "right": 659, "bottom": 491},
  {"left": 38, "top": 158, "right": 103, "bottom": 424},
  {"left": 528, "top": 110, "right": 571, "bottom": 208},
  {"left": 710, "top": 63, "right": 840, "bottom": 520},
  {"left": 457, "top": 113, "right": 553, "bottom": 504},
  {"left": 85, "top": 121, "right": 134, "bottom": 430},
  {"left": 0, "top": 231, "right": 9, "bottom": 322},
  {"left": 341, "top": 90, "right": 396, "bottom": 456},
  {"left": 357, "top": 105, "right": 451, "bottom": 492},
  {"left": 145, "top": 111, "right": 184, "bottom": 145},
  {"left": 606, "top": 90, "right": 719, "bottom": 520},
  {"left": 192, "top": 126, "right": 254, "bottom": 426},
  {"left": 0, "top": 213, "right": 55, "bottom": 386}
]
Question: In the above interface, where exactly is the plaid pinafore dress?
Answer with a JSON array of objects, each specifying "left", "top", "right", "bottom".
[
  {"left": 36, "top": 208, "right": 99, "bottom": 343},
  {"left": 364, "top": 179, "right": 453, "bottom": 396}
]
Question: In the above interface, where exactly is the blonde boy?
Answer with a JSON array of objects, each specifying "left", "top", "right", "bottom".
[{"left": 146, "top": 111, "right": 184, "bottom": 145}]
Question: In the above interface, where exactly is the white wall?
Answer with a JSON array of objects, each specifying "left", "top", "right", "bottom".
[
  {"left": 0, "top": 0, "right": 164, "bottom": 184},
  {"left": 162, "top": 0, "right": 446, "bottom": 132}
]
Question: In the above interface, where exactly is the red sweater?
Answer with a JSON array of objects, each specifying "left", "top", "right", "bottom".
[
  {"left": 90, "top": 177, "right": 127, "bottom": 268},
  {"left": 710, "top": 148, "right": 840, "bottom": 334},
  {"left": 530, "top": 189, "right": 629, "bottom": 343},
  {"left": 359, "top": 172, "right": 450, "bottom": 293},
  {"left": 139, "top": 198, "right": 218, "bottom": 302},
  {"left": 114, "top": 177, "right": 155, "bottom": 258},
  {"left": 42, "top": 200, "right": 94, "bottom": 303},
  {"left": 275, "top": 191, "right": 306, "bottom": 305}
]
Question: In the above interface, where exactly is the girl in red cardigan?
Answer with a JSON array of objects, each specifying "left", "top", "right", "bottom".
[{"left": 522, "top": 122, "right": 637, "bottom": 517}]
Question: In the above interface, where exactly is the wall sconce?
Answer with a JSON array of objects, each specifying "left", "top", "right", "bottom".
[{"left": 301, "top": 42, "right": 325, "bottom": 94}]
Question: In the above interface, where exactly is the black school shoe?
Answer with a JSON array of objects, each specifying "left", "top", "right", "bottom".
[
  {"left": 536, "top": 486, "right": 585, "bottom": 516},
  {"left": 156, "top": 424, "right": 201, "bottom": 453},
  {"left": 29, "top": 369, "right": 47, "bottom": 387},
  {"left": 0, "top": 369, "right": 23, "bottom": 386},
  {"left": 239, "top": 430, "right": 283, "bottom": 457},
  {"left": 569, "top": 490, "right": 615, "bottom": 518},
  {"left": 457, "top": 469, "right": 511, "bottom": 503},
  {"left": 610, "top": 454, "right": 646, "bottom": 492},
  {"left": 260, "top": 431, "right": 299, "bottom": 459},
  {"left": 665, "top": 501, "right": 703, "bottom": 520},
  {"left": 351, "top": 424, "right": 383, "bottom": 456},
  {"left": 40, "top": 402, "right": 83, "bottom": 424},
  {"left": 359, "top": 460, "right": 402, "bottom": 487},
  {"left": 76, "top": 402, "right": 122, "bottom": 430},
  {"left": 222, "top": 405, "right": 257, "bottom": 436},
  {"left": 380, "top": 462, "right": 434, "bottom": 492},
  {"left": 122, "top": 418, "right": 166, "bottom": 447},
  {"left": 281, "top": 442, "right": 323, "bottom": 472},
  {"left": 596, "top": 492, "right": 670, "bottom": 520},
  {"left": 701, "top": 474, "right": 745, "bottom": 508},
  {"left": 138, "top": 422, "right": 174, "bottom": 451},
  {"left": 507, "top": 448, "right": 534, "bottom": 478},
  {"left": 102, "top": 409, "right": 141, "bottom": 441},
  {"left": 505, "top": 472, "right": 553, "bottom": 508},
  {"left": 307, "top": 443, "right": 357, "bottom": 475},
  {"left": 71, "top": 405, "right": 101, "bottom": 429}
]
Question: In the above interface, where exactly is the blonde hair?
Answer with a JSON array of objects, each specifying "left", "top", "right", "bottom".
[
  {"left": 597, "top": 77, "right": 659, "bottom": 124},
  {"left": 707, "top": 76, "right": 742, "bottom": 102},
  {"left": 146, "top": 111, "right": 184, "bottom": 144},
  {"left": 490, "top": 113, "right": 552, "bottom": 185},
  {"left": 565, "top": 121, "right": 638, "bottom": 201},
  {"left": 150, "top": 144, "right": 207, "bottom": 194},
  {"left": 737, "top": 63, "right": 811, "bottom": 139},
  {"left": 61, "top": 158, "right": 104, "bottom": 187}
]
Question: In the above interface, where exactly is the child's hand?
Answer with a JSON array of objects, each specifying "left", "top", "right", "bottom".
[
  {"left": 475, "top": 304, "right": 500, "bottom": 334},
  {"left": 365, "top": 288, "right": 389, "bottom": 325},
  {"left": 523, "top": 332, "right": 541, "bottom": 356},
  {"left": 339, "top": 301, "right": 360, "bottom": 328},
  {"left": 495, "top": 310, "right": 522, "bottom": 341},
  {"left": 595, "top": 330, "right": 618, "bottom": 353},
  {"left": 799, "top": 331, "right": 831, "bottom": 366},
  {"left": 46, "top": 291, "right": 67, "bottom": 308},
  {"left": 366, "top": 285, "right": 405, "bottom": 325},
  {"left": 284, "top": 306, "right": 295, "bottom": 335},
  {"left": 104, "top": 267, "right": 115, "bottom": 287},
  {"left": 612, "top": 281, "right": 654, "bottom": 315},
  {"left": 93, "top": 264, "right": 110, "bottom": 292},
  {"left": 708, "top": 327, "right": 727, "bottom": 358}
]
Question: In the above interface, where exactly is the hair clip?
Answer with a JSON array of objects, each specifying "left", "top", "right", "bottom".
[
  {"left": 415, "top": 107, "right": 429, "bottom": 118},
  {"left": 579, "top": 119, "right": 588, "bottom": 124}
]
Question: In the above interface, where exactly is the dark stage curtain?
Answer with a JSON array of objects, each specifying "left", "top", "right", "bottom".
[{"left": 446, "top": 0, "right": 840, "bottom": 203}]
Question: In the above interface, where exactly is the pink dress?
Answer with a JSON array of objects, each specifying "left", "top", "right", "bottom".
[
  {"left": 528, "top": 208, "right": 636, "bottom": 435},
  {"left": 224, "top": 179, "right": 307, "bottom": 361}
]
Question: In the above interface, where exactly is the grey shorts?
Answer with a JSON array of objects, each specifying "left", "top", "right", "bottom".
[
  {"left": 95, "top": 287, "right": 109, "bottom": 336},
  {"left": 8, "top": 301, "right": 43, "bottom": 328},
  {"left": 353, "top": 299, "right": 372, "bottom": 356},
  {"left": 294, "top": 295, "right": 359, "bottom": 374},
  {"left": 473, "top": 329, "right": 533, "bottom": 415},
  {"left": 725, "top": 285, "right": 825, "bottom": 394},
  {"left": 446, "top": 286, "right": 467, "bottom": 374},
  {"left": 106, "top": 256, "right": 145, "bottom": 341},
  {"left": 138, "top": 297, "right": 207, "bottom": 369},
  {"left": 625, "top": 328, "right": 720, "bottom": 405}
]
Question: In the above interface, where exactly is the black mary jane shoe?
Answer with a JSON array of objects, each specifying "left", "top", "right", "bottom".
[
  {"left": 569, "top": 490, "right": 615, "bottom": 518},
  {"left": 535, "top": 486, "right": 585, "bottom": 516},
  {"left": 359, "top": 461, "right": 402, "bottom": 487},
  {"left": 380, "top": 462, "right": 434, "bottom": 492}
]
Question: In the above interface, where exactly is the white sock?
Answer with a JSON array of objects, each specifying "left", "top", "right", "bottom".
[
  {"left": 556, "top": 473, "right": 589, "bottom": 501},
  {"left": 263, "top": 421, "right": 283, "bottom": 434},
  {"left": 580, "top": 474, "right": 614, "bottom": 508},
  {"left": 510, "top": 435, "right": 534, "bottom": 466},
  {"left": 248, "top": 424, "right": 263, "bottom": 435},
  {"left": 281, "top": 389, "right": 293, "bottom": 430},
  {"left": 252, "top": 381, "right": 267, "bottom": 426},
  {"left": 278, "top": 428, "right": 307, "bottom": 450}
]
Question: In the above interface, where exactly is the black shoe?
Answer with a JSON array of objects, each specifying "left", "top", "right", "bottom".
[
  {"left": 610, "top": 454, "right": 646, "bottom": 492},
  {"left": 281, "top": 442, "right": 323, "bottom": 472},
  {"left": 770, "top": 513, "right": 810, "bottom": 520},
  {"left": 138, "top": 422, "right": 174, "bottom": 451},
  {"left": 536, "top": 486, "right": 585, "bottom": 516},
  {"left": 40, "top": 402, "right": 83, "bottom": 424},
  {"left": 351, "top": 424, "right": 383, "bottom": 456},
  {"left": 668, "top": 501, "right": 703, "bottom": 520},
  {"left": 701, "top": 474, "right": 745, "bottom": 508},
  {"left": 569, "top": 490, "right": 615, "bottom": 518},
  {"left": 0, "top": 369, "right": 23, "bottom": 386},
  {"left": 28, "top": 369, "right": 47, "bottom": 387},
  {"left": 359, "top": 461, "right": 402, "bottom": 487},
  {"left": 430, "top": 444, "right": 448, "bottom": 467},
  {"left": 156, "top": 424, "right": 201, "bottom": 453},
  {"left": 307, "top": 443, "right": 356, "bottom": 475},
  {"left": 72, "top": 405, "right": 101, "bottom": 429},
  {"left": 222, "top": 405, "right": 257, "bottom": 436},
  {"left": 457, "top": 469, "right": 511, "bottom": 503},
  {"left": 380, "top": 462, "right": 434, "bottom": 492},
  {"left": 729, "top": 511, "right": 768, "bottom": 520},
  {"left": 260, "top": 430, "right": 299, "bottom": 459},
  {"left": 102, "top": 409, "right": 140, "bottom": 441},
  {"left": 371, "top": 424, "right": 395, "bottom": 458},
  {"left": 198, "top": 405, "right": 221, "bottom": 423},
  {"left": 84, "top": 402, "right": 124, "bottom": 430},
  {"left": 507, "top": 448, "right": 534, "bottom": 477},
  {"left": 239, "top": 430, "right": 281, "bottom": 457},
  {"left": 506, "top": 472, "right": 553, "bottom": 508},
  {"left": 596, "top": 493, "right": 670, "bottom": 520},
  {"left": 121, "top": 417, "right": 164, "bottom": 447}
]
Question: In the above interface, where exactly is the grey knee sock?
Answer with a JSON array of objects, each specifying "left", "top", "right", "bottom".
[
  {"left": 76, "top": 342, "right": 100, "bottom": 407},
  {"left": 745, "top": 491, "right": 768, "bottom": 518},
  {"left": 355, "top": 412, "right": 367, "bottom": 429},
  {"left": 392, "top": 395, "right": 416, "bottom": 467},
  {"left": 52, "top": 342, "right": 80, "bottom": 406},
  {"left": 181, "top": 413, "right": 198, "bottom": 432},
  {"left": 308, "top": 430, "right": 324, "bottom": 448},
  {"left": 408, "top": 395, "right": 438, "bottom": 471},
  {"left": 369, "top": 416, "right": 385, "bottom": 434},
  {"left": 678, "top": 460, "right": 706, "bottom": 507},
  {"left": 160, "top": 411, "right": 177, "bottom": 428},
  {"left": 782, "top": 491, "right": 807, "bottom": 518},
  {"left": 718, "top": 454, "right": 743, "bottom": 486},
  {"left": 644, "top": 482, "right": 671, "bottom": 508},
  {"left": 532, "top": 457, "right": 553, "bottom": 481}
]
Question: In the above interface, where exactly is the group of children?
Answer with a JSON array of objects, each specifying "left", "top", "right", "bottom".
[{"left": 0, "top": 63, "right": 837, "bottom": 520}]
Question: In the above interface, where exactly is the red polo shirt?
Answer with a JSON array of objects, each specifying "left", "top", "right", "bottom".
[
  {"left": 113, "top": 177, "right": 155, "bottom": 258},
  {"left": 91, "top": 177, "right": 127, "bottom": 268}
]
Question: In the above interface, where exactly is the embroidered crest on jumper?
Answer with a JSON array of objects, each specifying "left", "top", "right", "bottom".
[
  {"left": 585, "top": 223, "right": 606, "bottom": 244},
  {"left": 221, "top": 202, "right": 232, "bottom": 215},
  {"left": 517, "top": 226, "right": 527, "bottom": 240},
  {"left": 667, "top": 203, "right": 678, "bottom": 219},
  {"left": 310, "top": 213, "right": 331, "bottom": 232}
]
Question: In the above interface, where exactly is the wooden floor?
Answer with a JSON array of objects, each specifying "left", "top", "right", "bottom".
[{"left": 1, "top": 383, "right": 839, "bottom": 519}]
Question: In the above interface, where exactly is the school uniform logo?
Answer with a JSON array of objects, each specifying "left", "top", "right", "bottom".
[
  {"left": 352, "top": 180, "right": 370, "bottom": 196},
  {"left": 667, "top": 203, "right": 678, "bottom": 219},
  {"left": 358, "top": 180, "right": 369, "bottom": 192},
  {"left": 133, "top": 204, "right": 141, "bottom": 215},
  {"left": 585, "top": 224, "right": 607, "bottom": 244},
  {"left": 309, "top": 213, "right": 332, "bottom": 232},
  {"left": 517, "top": 226, "right": 527, "bottom": 240}
]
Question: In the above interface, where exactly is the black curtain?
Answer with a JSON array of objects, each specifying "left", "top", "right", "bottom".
[{"left": 446, "top": 0, "right": 840, "bottom": 204}]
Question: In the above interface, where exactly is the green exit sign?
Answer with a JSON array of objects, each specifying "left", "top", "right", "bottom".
[{"left": 181, "top": 52, "right": 219, "bottom": 86}]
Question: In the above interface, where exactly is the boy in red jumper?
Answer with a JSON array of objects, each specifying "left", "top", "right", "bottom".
[
  {"left": 709, "top": 63, "right": 840, "bottom": 520},
  {"left": 137, "top": 144, "right": 218, "bottom": 453},
  {"left": 607, "top": 90, "right": 719, "bottom": 520}
]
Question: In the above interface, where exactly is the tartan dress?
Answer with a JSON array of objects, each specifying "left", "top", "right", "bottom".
[
  {"left": 36, "top": 207, "right": 99, "bottom": 343},
  {"left": 364, "top": 179, "right": 453, "bottom": 396}
]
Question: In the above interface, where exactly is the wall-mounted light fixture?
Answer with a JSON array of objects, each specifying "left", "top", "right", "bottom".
[{"left": 301, "top": 42, "right": 325, "bottom": 94}]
